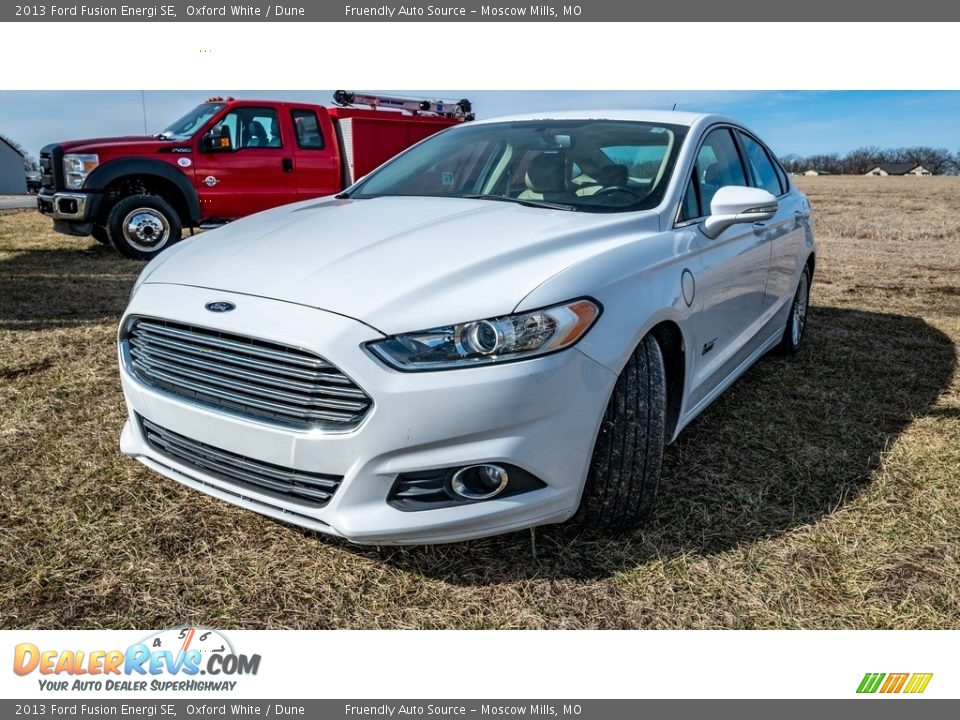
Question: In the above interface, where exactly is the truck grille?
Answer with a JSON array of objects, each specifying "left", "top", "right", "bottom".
[
  {"left": 124, "top": 318, "right": 372, "bottom": 430},
  {"left": 140, "top": 417, "right": 342, "bottom": 507},
  {"left": 39, "top": 151, "right": 56, "bottom": 191},
  {"left": 38, "top": 144, "right": 63, "bottom": 192}
]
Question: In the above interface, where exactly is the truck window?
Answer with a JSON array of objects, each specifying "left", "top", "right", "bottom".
[
  {"left": 396, "top": 141, "right": 496, "bottom": 197},
  {"left": 292, "top": 109, "right": 324, "bottom": 149},
  {"left": 214, "top": 108, "right": 282, "bottom": 149},
  {"left": 159, "top": 102, "right": 225, "bottom": 140}
]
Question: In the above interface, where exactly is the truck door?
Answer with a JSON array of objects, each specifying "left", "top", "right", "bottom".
[
  {"left": 289, "top": 107, "right": 341, "bottom": 201},
  {"left": 191, "top": 105, "right": 296, "bottom": 220}
]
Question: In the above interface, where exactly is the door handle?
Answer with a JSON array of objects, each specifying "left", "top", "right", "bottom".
[{"left": 282, "top": 158, "right": 294, "bottom": 173}]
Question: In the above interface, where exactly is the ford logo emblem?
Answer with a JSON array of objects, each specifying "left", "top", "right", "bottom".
[{"left": 205, "top": 301, "right": 236, "bottom": 313}]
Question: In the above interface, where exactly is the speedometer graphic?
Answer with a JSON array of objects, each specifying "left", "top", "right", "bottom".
[{"left": 140, "top": 627, "right": 234, "bottom": 661}]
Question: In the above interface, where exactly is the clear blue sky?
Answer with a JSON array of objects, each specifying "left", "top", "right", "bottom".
[{"left": 1, "top": 90, "right": 958, "bottom": 160}]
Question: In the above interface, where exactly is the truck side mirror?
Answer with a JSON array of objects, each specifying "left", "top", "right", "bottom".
[{"left": 201, "top": 125, "right": 232, "bottom": 152}]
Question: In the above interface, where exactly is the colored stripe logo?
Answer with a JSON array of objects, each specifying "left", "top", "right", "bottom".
[{"left": 857, "top": 673, "right": 933, "bottom": 694}]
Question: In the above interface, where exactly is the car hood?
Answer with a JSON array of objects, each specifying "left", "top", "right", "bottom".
[{"left": 144, "top": 196, "right": 661, "bottom": 334}]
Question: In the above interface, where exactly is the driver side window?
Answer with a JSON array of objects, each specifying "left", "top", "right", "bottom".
[
  {"left": 679, "top": 128, "right": 748, "bottom": 222},
  {"left": 214, "top": 108, "right": 282, "bottom": 150}
]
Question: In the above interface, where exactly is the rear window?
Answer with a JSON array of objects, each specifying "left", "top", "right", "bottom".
[
  {"left": 739, "top": 131, "right": 783, "bottom": 196},
  {"left": 292, "top": 109, "right": 324, "bottom": 149}
]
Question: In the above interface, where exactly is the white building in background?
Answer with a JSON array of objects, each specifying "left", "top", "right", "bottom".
[
  {"left": 0, "top": 136, "right": 27, "bottom": 194},
  {"left": 864, "top": 163, "right": 933, "bottom": 176}
]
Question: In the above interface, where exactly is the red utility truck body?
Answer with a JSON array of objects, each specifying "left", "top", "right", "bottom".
[{"left": 37, "top": 93, "right": 471, "bottom": 258}]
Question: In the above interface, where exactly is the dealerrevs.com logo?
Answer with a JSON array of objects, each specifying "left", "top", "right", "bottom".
[
  {"left": 857, "top": 673, "right": 933, "bottom": 694},
  {"left": 13, "top": 627, "right": 261, "bottom": 693}
]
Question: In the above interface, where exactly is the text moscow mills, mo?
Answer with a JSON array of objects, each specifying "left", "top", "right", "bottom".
[{"left": 343, "top": 4, "right": 583, "bottom": 18}]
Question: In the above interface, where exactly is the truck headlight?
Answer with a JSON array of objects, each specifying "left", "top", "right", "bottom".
[
  {"left": 62, "top": 154, "right": 99, "bottom": 189},
  {"left": 368, "top": 299, "right": 600, "bottom": 371}
]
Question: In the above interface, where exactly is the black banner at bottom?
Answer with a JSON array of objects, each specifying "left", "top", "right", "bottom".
[{"left": 2, "top": 700, "right": 957, "bottom": 719}]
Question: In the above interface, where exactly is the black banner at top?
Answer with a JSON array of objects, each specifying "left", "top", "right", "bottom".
[{"left": 3, "top": 0, "right": 959, "bottom": 21}]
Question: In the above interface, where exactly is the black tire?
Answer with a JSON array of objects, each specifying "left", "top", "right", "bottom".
[
  {"left": 91, "top": 225, "right": 110, "bottom": 245},
  {"left": 575, "top": 334, "right": 667, "bottom": 530},
  {"left": 105, "top": 194, "right": 182, "bottom": 261},
  {"left": 775, "top": 265, "right": 811, "bottom": 355}
]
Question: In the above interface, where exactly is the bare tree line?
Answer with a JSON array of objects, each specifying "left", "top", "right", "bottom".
[{"left": 780, "top": 146, "right": 959, "bottom": 175}]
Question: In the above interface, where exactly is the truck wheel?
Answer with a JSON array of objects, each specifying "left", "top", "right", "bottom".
[
  {"left": 575, "top": 334, "right": 667, "bottom": 531},
  {"left": 91, "top": 225, "right": 110, "bottom": 245},
  {"left": 106, "top": 194, "right": 182, "bottom": 260}
]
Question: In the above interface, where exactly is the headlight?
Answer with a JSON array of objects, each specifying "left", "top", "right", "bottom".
[
  {"left": 368, "top": 298, "right": 601, "bottom": 371},
  {"left": 62, "top": 153, "right": 99, "bottom": 189}
]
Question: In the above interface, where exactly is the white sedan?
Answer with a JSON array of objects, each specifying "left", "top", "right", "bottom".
[{"left": 118, "top": 110, "right": 815, "bottom": 544}]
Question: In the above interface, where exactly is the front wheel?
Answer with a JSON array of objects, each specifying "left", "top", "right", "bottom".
[
  {"left": 574, "top": 334, "right": 667, "bottom": 531},
  {"left": 105, "top": 194, "right": 182, "bottom": 260}
]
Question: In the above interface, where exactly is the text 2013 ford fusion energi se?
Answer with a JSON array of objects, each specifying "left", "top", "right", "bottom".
[{"left": 118, "top": 111, "right": 815, "bottom": 544}]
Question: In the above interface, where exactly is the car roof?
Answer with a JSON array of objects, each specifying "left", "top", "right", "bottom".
[{"left": 470, "top": 109, "right": 730, "bottom": 128}]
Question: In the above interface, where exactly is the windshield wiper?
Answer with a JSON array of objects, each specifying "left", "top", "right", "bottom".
[{"left": 461, "top": 194, "right": 578, "bottom": 211}]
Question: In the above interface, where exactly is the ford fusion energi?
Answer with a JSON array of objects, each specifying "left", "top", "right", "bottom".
[{"left": 118, "top": 110, "right": 815, "bottom": 544}]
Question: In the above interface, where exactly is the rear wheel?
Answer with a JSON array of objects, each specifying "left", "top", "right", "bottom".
[
  {"left": 775, "top": 265, "right": 811, "bottom": 355},
  {"left": 575, "top": 334, "right": 667, "bottom": 530},
  {"left": 106, "top": 194, "right": 182, "bottom": 260}
]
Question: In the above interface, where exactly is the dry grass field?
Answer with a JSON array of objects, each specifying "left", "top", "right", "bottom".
[{"left": 1, "top": 175, "right": 958, "bottom": 629}]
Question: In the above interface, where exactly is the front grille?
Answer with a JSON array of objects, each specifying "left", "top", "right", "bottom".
[
  {"left": 125, "top": 318, "right": 372, "bottom": 430},
  {"left": 39, "top": 152, "right": 55, "bottom": 191},
  {"left": 39, "top": 145, "right": 61, "bottom": 191},
  {"left": 140, "top": 417, "right": 342, "bottom": 507}
]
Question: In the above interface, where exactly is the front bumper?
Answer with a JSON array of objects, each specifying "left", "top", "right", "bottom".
[
  {"left": 119, "top": 284, "right": 617, "bottom": 545},
  {"left": 38, "top": 190, "right": 100, "bottom": 235}
]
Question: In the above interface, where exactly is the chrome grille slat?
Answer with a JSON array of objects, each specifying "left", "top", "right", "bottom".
[
  {"left": 134, "top": 322, "right": 333, "bottom": 370},
  {"left": 132, "top": 360, "right": 361, "bottom": 424},
  {"left": 141, "top": 417, "right": 341, "bottom": 507},
  {"left": 129, "top": 340, "right": 366, "bottom": 398},
  {"left": 128, "top": 330, "right": 354, "bottom": 384},
  {"left": 131, "top": 350, "right": 369, "bottom": 410},
  {"left": 125, "top": 318, "right": 372, "bottom": 430}
]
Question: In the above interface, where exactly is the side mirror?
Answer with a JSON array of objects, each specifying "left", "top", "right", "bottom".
[
  {"left": 200, "top": 125, "right": 232, "bottom": 152},
  {"left": 702, "top": 186, "right": 778, "bottom": 239}
]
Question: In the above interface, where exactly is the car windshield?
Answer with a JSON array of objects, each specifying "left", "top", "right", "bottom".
[
  {"left": 158, "top": 102, "right": 225, "bottom": 140},
  {"left": 349, "top": 119, "right": 688, "bottom": 213}
]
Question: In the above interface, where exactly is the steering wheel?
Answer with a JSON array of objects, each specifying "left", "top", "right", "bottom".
[{"left": 592, "top": 185, "right": 645, "bottom": 201}]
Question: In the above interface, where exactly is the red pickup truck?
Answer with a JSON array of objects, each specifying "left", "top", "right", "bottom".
[{"left": 37, "top": 92, "right": 472, "bottom": 259}]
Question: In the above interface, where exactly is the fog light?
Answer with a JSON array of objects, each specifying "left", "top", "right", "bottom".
[
  {"left": 450, "top": 464, "right": 509, "bottom": 500},
  {"left": 58, "top": 198, "right": 78, "bottom": 215}
]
